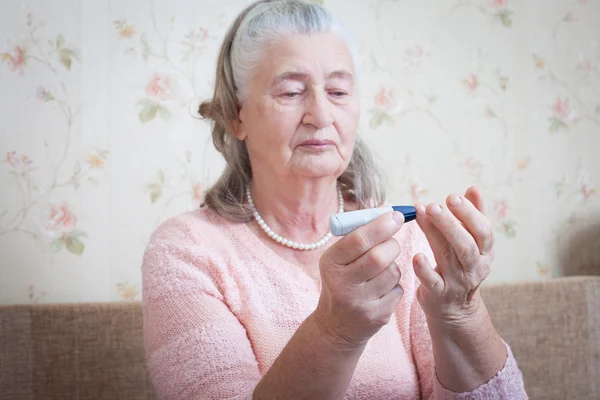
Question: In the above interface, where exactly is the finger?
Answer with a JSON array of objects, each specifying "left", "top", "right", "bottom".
[
  {"left": 413, "top": 253, "right": 444, "bottom": 295},
  {"left": 446, "top": 194, "right": 494, "bottom": 256},
  {"left": 371, "top": 284, "right": 404, "bottom": 323},
  {"left": 465, "top": 186, "right": 485, "bottom": 214},
  {"left": 363, "top": 262, "right": 401, "bottom": 300},
  {"left": 347, "top": 238, "right": 401, "bottom": 283},
  {"left": 425, "top": 202, "right": 481, "bottom": 272},
  {"left": 325, "top": 211, "right": 404, "bottom": 266},
  {"left": 415, "top": 203, "right": 454, "bottom": 268}
]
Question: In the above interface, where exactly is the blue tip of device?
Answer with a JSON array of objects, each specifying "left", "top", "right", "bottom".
[{"left": 392, "top": 206, "right": 417, "bottom": 222}]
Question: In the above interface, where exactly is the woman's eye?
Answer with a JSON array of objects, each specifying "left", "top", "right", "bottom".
[
  {"left": 284, "top": 92, "right": 301, "bottom": 98},
  {"left": 330, "top": 91, "right": 348, "bottom": 97}
]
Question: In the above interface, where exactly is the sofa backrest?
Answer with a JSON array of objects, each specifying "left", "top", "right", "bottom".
[{"left": 1, "top": 276, "right": 599, "bottom": 400}]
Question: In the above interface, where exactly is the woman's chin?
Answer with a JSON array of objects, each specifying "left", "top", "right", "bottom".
[{"left": 290, "top": 164, "right": 344, "bottom": 179}]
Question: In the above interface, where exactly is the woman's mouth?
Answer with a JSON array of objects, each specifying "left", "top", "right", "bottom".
[{"left": 298, "top": 139, "right": 335, "bottom": 150}]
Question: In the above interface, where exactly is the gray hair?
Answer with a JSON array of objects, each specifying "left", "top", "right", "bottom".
[{"left": 199, "top": 0, "right": 385, "bottom": 221}]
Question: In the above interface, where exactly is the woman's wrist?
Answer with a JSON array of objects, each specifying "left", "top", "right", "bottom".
[
  {"left": 424, "top": 290, "right": 489, "bottom": 333},
  {"left": 308, "top": 310, "right": 368, "bottom": 353},
  {"left": 425, "top": 296, "right": 507, "bottom": 392}
]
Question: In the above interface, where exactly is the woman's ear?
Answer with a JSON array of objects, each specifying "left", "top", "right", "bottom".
[{"left": 231, "top": 108, "right": 247, "bottom": 140}]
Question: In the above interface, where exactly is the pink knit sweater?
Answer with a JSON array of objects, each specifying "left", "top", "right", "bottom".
[{"left": 142, "top": 207, "right": 527, "bottom": 399}]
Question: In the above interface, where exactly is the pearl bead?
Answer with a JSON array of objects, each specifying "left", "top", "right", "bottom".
[{"left": 247, "top": 184, "right": 343, "bottom": 251}]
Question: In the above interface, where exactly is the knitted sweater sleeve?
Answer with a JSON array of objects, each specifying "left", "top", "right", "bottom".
[
  {"left": 142, "top": 218, "right": 260, "bottom": 400},
  {"left": 408, "top": 226, "right": 528, "bottom": 399}
]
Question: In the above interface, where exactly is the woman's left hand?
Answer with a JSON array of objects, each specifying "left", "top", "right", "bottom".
[{"left": 413, "top": 186, "right": 494, "bottom": 327}]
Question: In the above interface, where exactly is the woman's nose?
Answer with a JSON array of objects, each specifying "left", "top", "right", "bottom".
[{"left": 302, "top": 89, "right": 334, "bottom": 129}]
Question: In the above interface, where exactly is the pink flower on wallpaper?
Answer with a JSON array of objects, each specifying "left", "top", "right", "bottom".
[
  {"left": 375, "top": 87, "right": 397, "bottom": 111},
  {"left": 5, "top": 151, "right": 18, "bottom": 167},
  {"left": 39, "top": 202, "right": 87, "bottom": 255},
  {"left": 490, "top": 0, "right": 508, "bottom": 9},
  {"left": 85, "top": 149, "right": 109, "bottom": 170},
  {"left": 463, "top": 157, "right": 484, "bottom": 174},
  {"left": 489, "top": 0, "right": 514, "bottom": 27},
  {"left": 579, "top": 170, "right": 596, "bottom": 201},
  {"left": 462, "top": 74, "right": 479, "bottom": 94},
  {"left": 549, "top": 97, "right": 576, "bottom": 133},
  {"left": 192, "top": 183, "right": 205, "bottom": 204},
  {"left": 536, "top": 262, "right": 550, "bottom": 277},
  {"left": 45, "top": 202, "right": 78, "bottom": 233},
  {"left": 403, "top": 45, "right": 427, "bottom": 66},
  {"left": 4, "top": 151, "right": 35, "bottom": 173},
  {"left": 533, "top": 55, "right": 546, "bottom": 70},
  {"left": 516, "top": 158, "right": 531, "bottom": 171},
  {"left": 1, "top": 43, "right": 27, "bottom": 74},
  {"left": 36, "top": 86, "right": 54, "bottom": 102},
  {"left": 410, "top": 182, "right": 429, "bottom": 202},
  {"left": 185, "top": 27, "right": 209, "bottom": 42},
  {"left": 145, "top": 73, "right": 178, "bottom": 102},
  {"left": 113, "top": 20, "right": 136, "bottom": 39},
  {"left": 116, "top": 283, "right": 140, "bottom": 301},
  {"left": 552, "top": 98, "right": 571, "bottom": 120},
  {"left": 576, "top": 60, "right": 592, "bottom": 73},
  {"left": 494, "top": 200, "right": 517, "bottom": 237},
  {"left": 139, "top": 73, "right": 179, "bottom": 123},
  {"left": 494, "top": 200, "right": 510, "bottom": 220},
  {"left": 369, "top": 86, "right": 400, "bottom": 129}
]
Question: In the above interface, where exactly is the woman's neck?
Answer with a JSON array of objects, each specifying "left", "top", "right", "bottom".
[{"left": 249, "top": 175, "right": 340, "bottom": 245}]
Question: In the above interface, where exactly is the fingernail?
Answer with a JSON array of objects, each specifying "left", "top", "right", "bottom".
[
  {"left": 416, "top": 204, "right": 426, "bottom": 216},
  {"left": 429, "top": 204, "right": 442, "bottom": 216},
  {"left": 415, "top": 254, "right": 426, "bottom": 268},
  {"left": 393, "top": 211, "right": 405, "bottom": 225},
  {"left": 449, "top": 195, "right": 462, "bottom": 207}
]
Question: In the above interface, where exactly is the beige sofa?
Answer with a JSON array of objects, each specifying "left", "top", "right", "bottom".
[{"left": 1, "top": 276, "right": 599, "bottom": 400}]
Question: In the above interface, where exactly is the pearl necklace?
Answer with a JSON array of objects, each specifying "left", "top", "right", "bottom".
[{"left": 246, "top": 184, "right": 344, "bottom": 251}]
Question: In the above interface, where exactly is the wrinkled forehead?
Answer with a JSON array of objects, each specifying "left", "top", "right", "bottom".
[{"left": 257, "top": 33, "right": 357, "bottom": 85}]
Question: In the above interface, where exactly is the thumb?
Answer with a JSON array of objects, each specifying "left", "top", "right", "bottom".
[{"left": 413, "top": 253, "right": 444, "bottom": 295}]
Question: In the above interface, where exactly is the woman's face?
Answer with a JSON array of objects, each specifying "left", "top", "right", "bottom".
[{"left": 234, "top": 32, "right": 360, "bottom": 181}]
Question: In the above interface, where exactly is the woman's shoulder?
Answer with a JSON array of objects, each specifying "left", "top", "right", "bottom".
[
  {"left": 142, "top": 207, "right": 239, "bottom": 294},
  {"left": 147, "top": 206, "right": 229, "bottom": 248}
]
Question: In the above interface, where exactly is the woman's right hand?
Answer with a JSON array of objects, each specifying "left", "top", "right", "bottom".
[{"left": 314, "top": 211, "right": 405, "bottom": 348}]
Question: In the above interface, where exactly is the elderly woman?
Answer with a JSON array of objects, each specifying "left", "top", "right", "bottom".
[{"left": 142, "top": 1, "right": 527, "bottom": 399}]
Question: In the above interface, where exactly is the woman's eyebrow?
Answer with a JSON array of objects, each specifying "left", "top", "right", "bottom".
[
  {"left": 272, "top": 71, "right": 308, "bottom": 85},
  {"left": 327, "top": 70, "right": 353, "bottom": 81},
  {"left": 272, "top": 70, "right": 353, "bottom": 85}
]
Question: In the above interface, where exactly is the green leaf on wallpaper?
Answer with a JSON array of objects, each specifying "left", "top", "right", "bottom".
[
  {"left": 145, "top": 170, "right": 165, "bottom": 204},
  {"left": 141, "top": 33, "right": 150, "bottom": 62},
  {"left": 498, "top": 11, "right": 513, "bottom": 27},
  {"left": 369, "top": 110, "right": 393, "bottom": 130},
  {"left": 554, "top": 177, "right": 566, "bottom": 197},
  {"left": 73, "top": 161, "right": 81, "bottom": 176},
  {"left": 503, "top": 221, "right": 517, "bottom": 238},
  {"left": 369, "top": 110, "right": 384, "bottom": 130},
  {"left": 157, "top": 105, "right": 171, "bottom": 120},
  {"left": 157, "top": 169, "right": 165, "bottom": 183},
  {"left": 146, "top": 183, "right": 163, "bottom": 203},
  {"left": 548, "top": 117, "right": 567, "bottom": 134},
  {"left": 56, "top": 34, "right": 65, "bottom": 49},
  {"left": 139, "top": 103, "right": 158, "bottom": 124},
  {"left": 50, "top": 238, "right": 64, "bottom": 253},
  {"left": 59, "top": 48, "right": 76, "bottom": 70},
  {"left": 65, "top": 230, "right": 86, "bottom": 256}
]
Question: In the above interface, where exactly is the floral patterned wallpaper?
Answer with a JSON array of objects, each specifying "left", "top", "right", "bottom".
[{"left": 1, "top": 0, "right": 599, "bottom": 304}]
